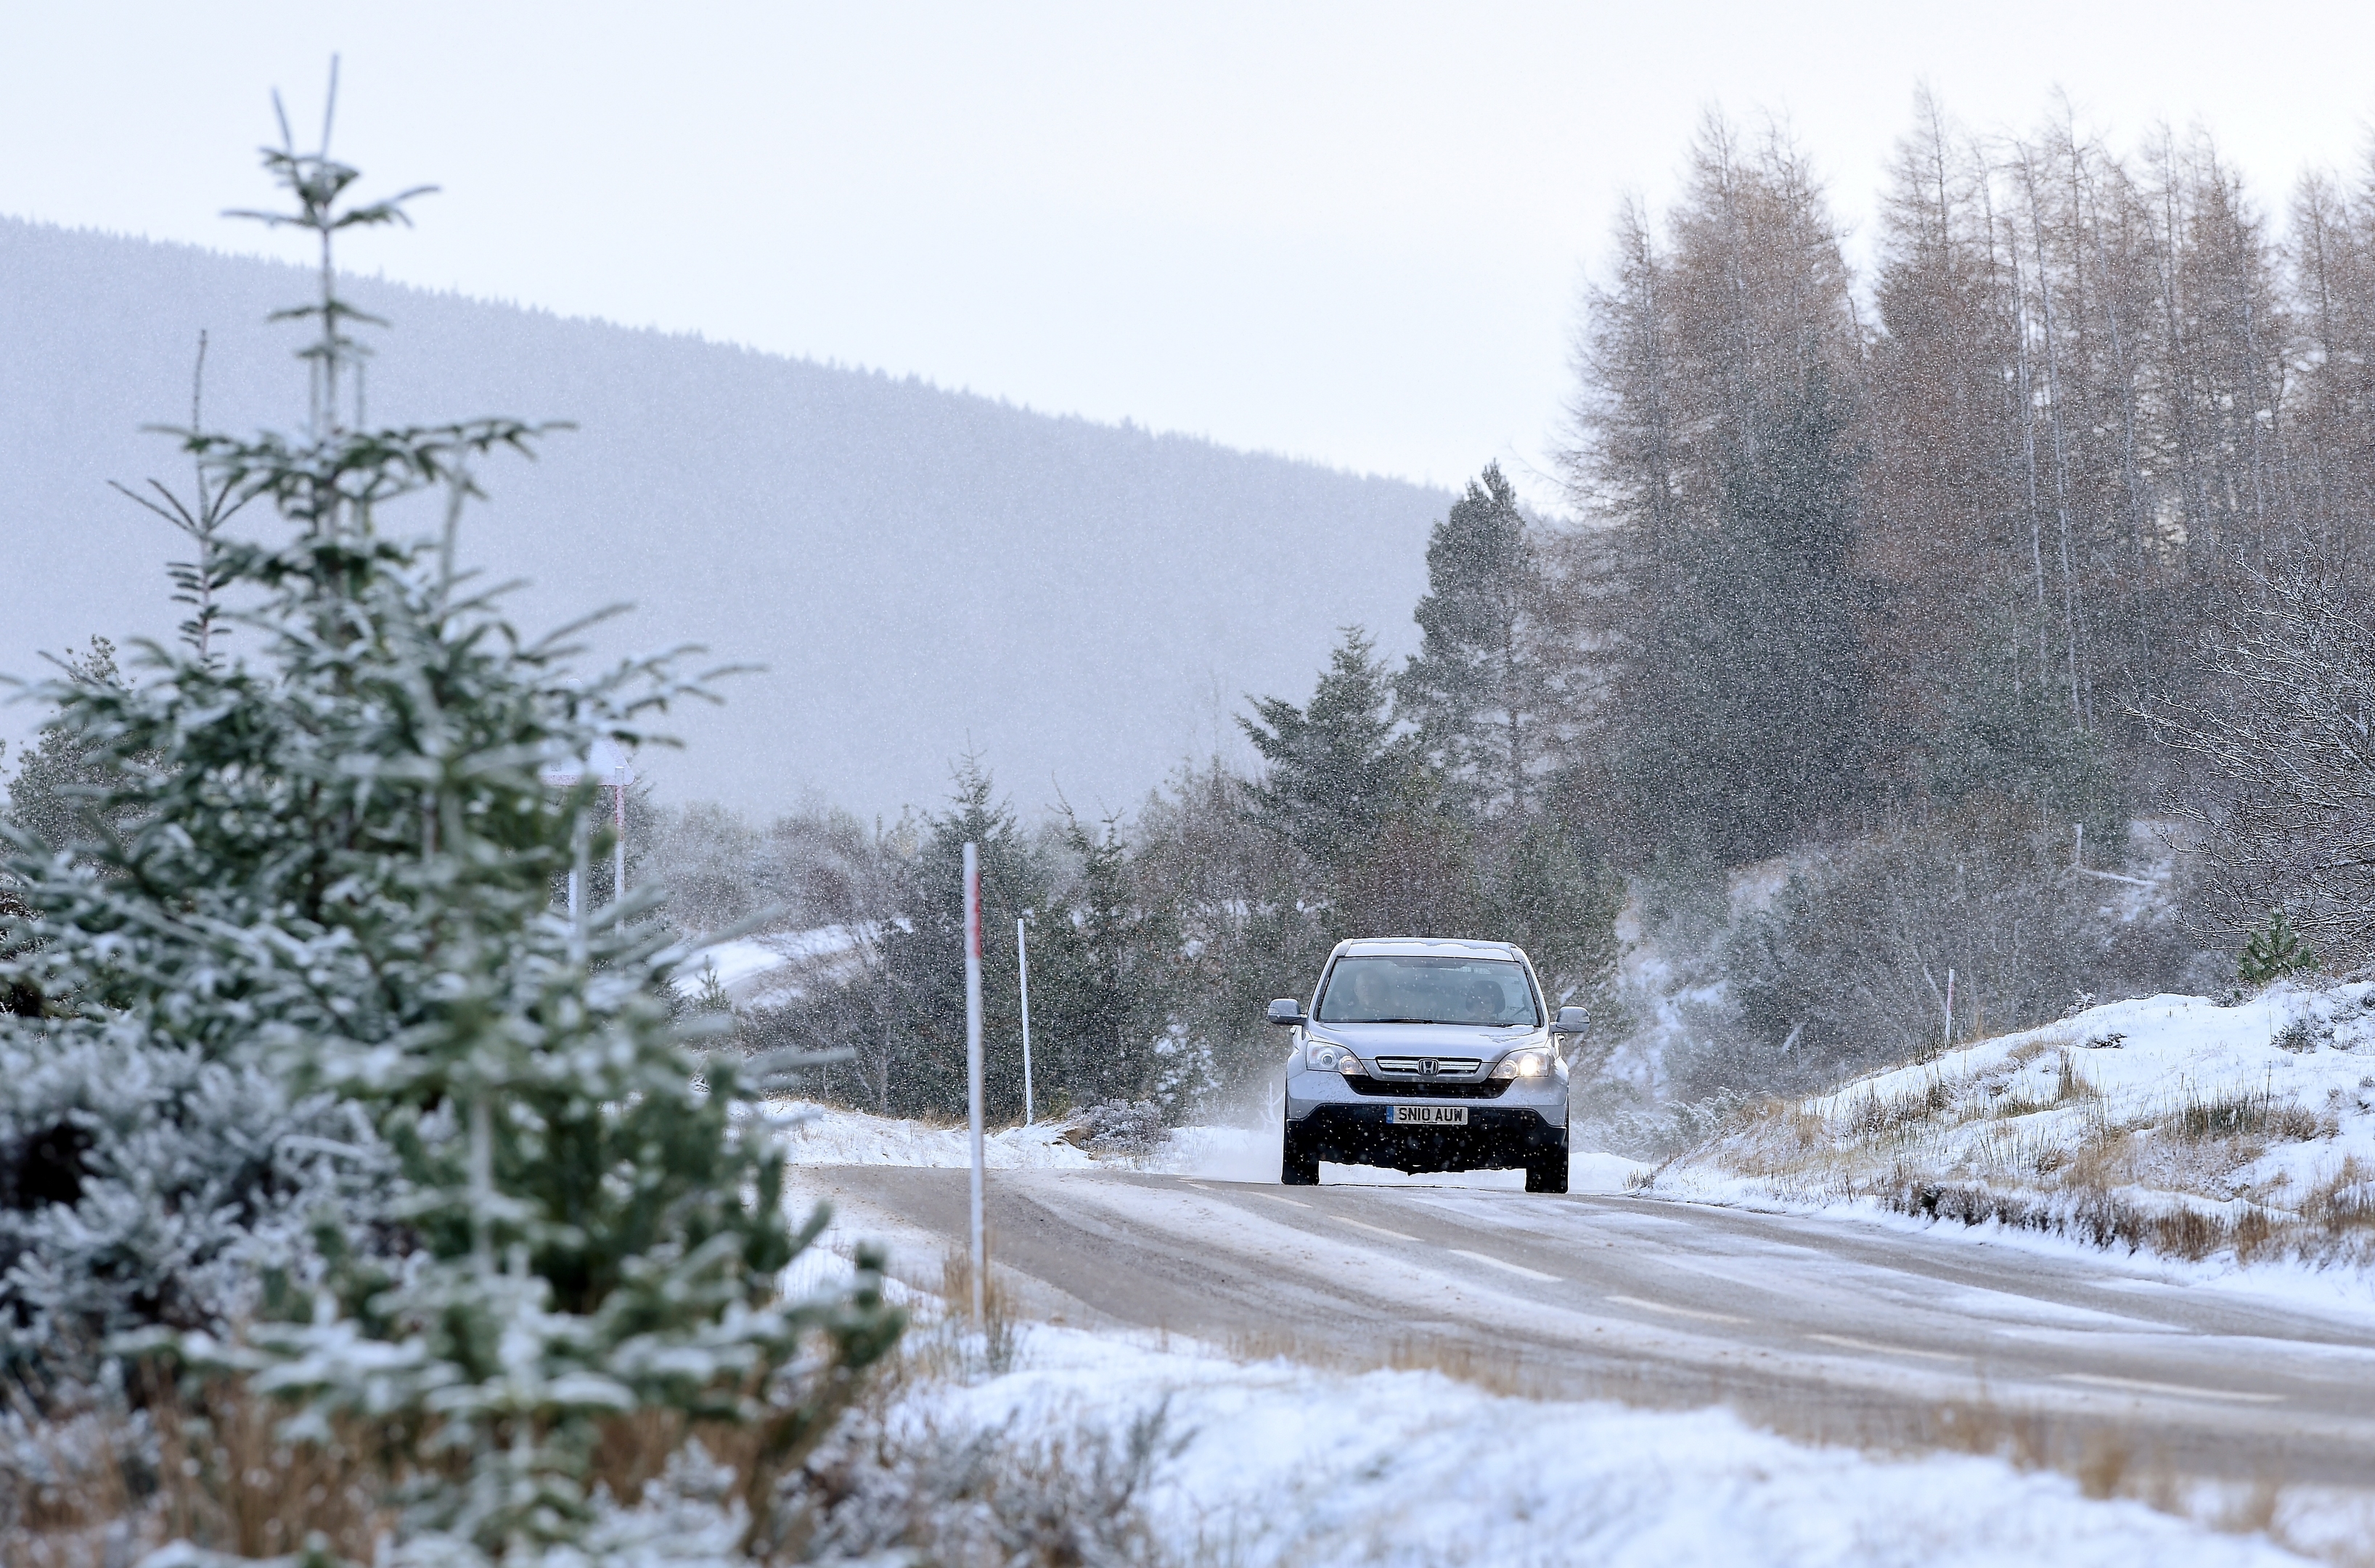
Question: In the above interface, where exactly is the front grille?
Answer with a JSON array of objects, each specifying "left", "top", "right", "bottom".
[
  {"left": 1373, "top": 1056, "right": 1484, "bottom": 1077},
  {"left": 1344, "top": 1074, "right": 1509, "bottom": 1099}
]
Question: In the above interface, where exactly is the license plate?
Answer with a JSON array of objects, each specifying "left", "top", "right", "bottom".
[{"left": 1391, "top": 1105, "right": 1468, "bottom": 1126}]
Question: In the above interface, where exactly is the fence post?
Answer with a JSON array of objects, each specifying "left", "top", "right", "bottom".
[
  {"left": 963, "top": 842, "right": 986, "bottom": 1326},
  {"left": 1018, "top": 916, "right": 1036, "bottom": 1125}
]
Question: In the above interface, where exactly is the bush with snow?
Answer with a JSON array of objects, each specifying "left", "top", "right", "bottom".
[
  {"left": 0, "top": 1023, "right": 388, "bottom": 1371},
  {"left": 0, "top": 94, "right": 904, "bottom": 1564},
  {"left": 1076, "top": 1099, "right": 1169, "bottom": 1158}
]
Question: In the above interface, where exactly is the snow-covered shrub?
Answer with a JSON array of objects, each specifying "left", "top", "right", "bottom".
[
  {"left": 0, "top": 1020, "right": 387, "bottom": 1373},
  {"left": 1691, "top": 799, "right": 2186, "bottom": 1098},
  {"left": 0, "top": 96, "right": 904, "bottom": 1564},
  {"left": 1076, "top": 1099, "right": 1167, "bottom": 1157},
  {"left": 792, "top": 1398, "right": 1177, "bottom": 1567}
]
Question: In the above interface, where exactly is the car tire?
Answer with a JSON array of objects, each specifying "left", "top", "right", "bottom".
[
  {"left": 1280, "top": 1122, "right": 1320, "bottom": 1185},
  {"left": 1524, "top": 1144, "right": 1569, "bottom": 1194}
]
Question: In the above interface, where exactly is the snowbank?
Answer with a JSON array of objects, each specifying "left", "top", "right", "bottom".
[
  {"left": 1653, "top": 982, "right": 2375, "bottom": 1272},
  {"left": 891, "top": 1322, "right": 2322, "bottom": 1567},
  {"left": 674, "top": 925, "right": 872, "bottom": 1005},
  {"left": 767, "top": 1101, "right": 1097, "bottom": 1170},
  {"left": 767, "top": 1102, "right": 1656, "bottom": 1191}
]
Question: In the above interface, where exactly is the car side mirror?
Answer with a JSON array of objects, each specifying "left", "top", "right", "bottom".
[
  {"left": 1267, "top": 998, "right": 1307, "bottom": 1026},
  {"left": 1552, "top": 1006, "right": 1589, "bottom": 1035}
]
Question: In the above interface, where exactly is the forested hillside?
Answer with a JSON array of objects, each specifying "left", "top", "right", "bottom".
[
  {"left": 0, "top": 216, "right": 1446, "bottom": 816},
  {"left": 639, "top": 99, "right": 2375, "bottom": 1128}
]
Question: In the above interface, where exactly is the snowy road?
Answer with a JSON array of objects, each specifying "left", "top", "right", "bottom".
[{"left": 795, "top": 1165, "right": 2375, "bottom": 1488}]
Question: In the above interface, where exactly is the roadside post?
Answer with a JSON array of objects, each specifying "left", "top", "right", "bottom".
[
  {"left": 539, "top": 737, "right": 634, "bottom": 920},
  {"left": 1017, "top": 916, "right": 1036, "bottom": 1124},
  {"left": 964, "top": 842, "right": 987, "bottom": 1325},
  {"left": 608, "top": 746, "right": 629, "bottom": 899}
]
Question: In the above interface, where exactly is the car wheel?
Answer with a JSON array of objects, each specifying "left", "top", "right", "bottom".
[
  {"left": 1524, "top": 1144, "right": 1569, "bottom": 1194},
  {"left": 1280, "top": 1122, "right": 1320, "bottom": 1185}
]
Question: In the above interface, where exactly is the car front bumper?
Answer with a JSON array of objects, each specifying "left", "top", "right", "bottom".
[{"left": 1285, "top": 1065, "right": 1567, "bottom": 1174}]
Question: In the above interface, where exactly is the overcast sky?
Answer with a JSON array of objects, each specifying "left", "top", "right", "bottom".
[{"left": 5, "top": 2, "right": 2371, "bottom": 499}]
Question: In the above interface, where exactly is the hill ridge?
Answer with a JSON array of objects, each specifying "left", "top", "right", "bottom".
[{"left": 0, "top": 214, "right": 1447, "bottom": 817}]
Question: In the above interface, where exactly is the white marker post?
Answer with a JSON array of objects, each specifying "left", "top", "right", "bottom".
[
  {"left": 612, "top": 769, "right": 627, "bottom": 900},
  {"left": 539, "top": 738, "right": 634, "bottom": 916},
  {"left": 1017, "top": 916, "right": 1036, "bottom": 1125},
  {"left": 963, "top": 841, "right": 987, "bottom": 1326}
]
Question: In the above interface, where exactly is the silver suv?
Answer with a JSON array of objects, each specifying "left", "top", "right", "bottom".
[{"left": 1271, "top": 937, "right": 1582, "bottom": 1193}]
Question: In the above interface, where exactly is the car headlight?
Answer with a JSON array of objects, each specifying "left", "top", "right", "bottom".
[
  {"left": 1305, "top": 1040, "right": 1361, "bottom": 1074},
  {"left": 1491, "top": 1047, "right": 1553, "bottom": 1081}
]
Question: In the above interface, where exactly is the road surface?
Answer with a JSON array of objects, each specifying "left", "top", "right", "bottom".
[{"left": 792, "top": 1164, "right": 2375, "bottom": 1487}]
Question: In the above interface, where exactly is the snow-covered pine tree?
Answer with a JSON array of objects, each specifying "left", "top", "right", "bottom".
[
  {"left": 1, "top": 643, "right": 375, "bottom": 1375},
  {"left": 1397, "top": 464, "right": 1547, "bottom": 820},
  {"left": 870, "top": 759, "right": 1045, "bottom": 1119},
  {"left": 1, "top": 84, "right": 900, "bottom": 1560}
]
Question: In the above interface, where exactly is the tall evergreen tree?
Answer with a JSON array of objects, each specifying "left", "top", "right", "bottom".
[
  {"left": 1241, "top": 629, "right": 1481, "bottom": 938},
  {"left": 1240, "top": 628, "right": 1410, "bottom": 870},
  {"left": 871, "top": 758, "right": 1048, "bottom": 1118},
  {"left": 2, "top": 94, "right": 902, "bottom": 1559},
  {"left": 1399, "top": 465, "right": 1563, "bottom": 820}
]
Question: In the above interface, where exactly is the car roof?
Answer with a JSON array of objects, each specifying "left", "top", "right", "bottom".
[{"left": 1330, "top": 937, "right": 1528, "bottom": 962}]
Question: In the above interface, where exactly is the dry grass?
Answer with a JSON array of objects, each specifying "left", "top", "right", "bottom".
[
  {"left": 1, "top": 1322, "right": 889, "bottom": 1568},
  {"left": 933, "top": 1243, "right": 1023, "bottom": 1376},
  {"left": 1680, "top": 1032, "right": 2375, "bottom": 1272},
  {"left": 2, "top": 1375, "right": 389, "bottom": 1568}
]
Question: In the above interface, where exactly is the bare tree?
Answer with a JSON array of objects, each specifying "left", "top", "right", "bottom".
[{"left": 2143, "top": 558, "right": 2375, "bottom": 965}]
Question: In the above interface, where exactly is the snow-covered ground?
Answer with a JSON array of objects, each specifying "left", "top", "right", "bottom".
[
  {"left": 1651, "top": 981, "right": 2375, "bottom": 1278},
  {"left": 674, "top": 925, "right": 872, "bottom": 1005},
  {"left": 842, "top": 1310, "right": 2339, "bottom": 1567},
  {"left": 764, "top": 1100, "right": 1653, "bottom": 1191}
]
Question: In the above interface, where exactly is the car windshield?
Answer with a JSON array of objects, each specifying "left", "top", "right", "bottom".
[{"left": 1315, "top": 955, "right": 1539, "bottom": 1026}]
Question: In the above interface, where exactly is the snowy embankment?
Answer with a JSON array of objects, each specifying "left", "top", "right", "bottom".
[
  {"left": 764, "top": 1099, "right": 1653, "bottom": 1191},
  {"left": 676, "top": 926, "right": 872, "bottom": 1005},
  {"left": 1651, "top": 983, "right": 2375, "bottom": 1273},
  {"left": 941, "top": 1328, "right": 2329, "bottom": 1568},
  {"left": 782, "top": 1275, "right": 2333, "bottom": 1568}
]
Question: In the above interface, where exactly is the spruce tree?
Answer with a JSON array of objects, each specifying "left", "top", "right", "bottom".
[
  {"left": 1030, "top": 808, "right": 1182, "bottom": 1109},
  {"left": 0, "top": 89, "right": 901, "bottom": 1560},
  {"left": 872, "top": 759, "right": 1047, "bottom": 1117},
  {"left": 1240, "top": 627, "right": 1410, "bottom": 870},
  {"left": 1241, "top": 630, "right": 1483, "bottom": 939},
  {"left": 1398, "top": 465, "right": 1548, "bottom": 819},
  {"left": 3, "top": 637, "right": 149, "bottom": 858}
]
